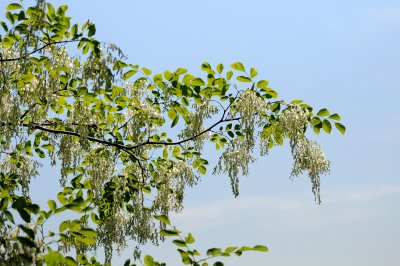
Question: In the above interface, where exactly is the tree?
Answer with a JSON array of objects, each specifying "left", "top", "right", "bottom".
[{"left": 0, "top": 1, "right": 345, "bottom": 265}]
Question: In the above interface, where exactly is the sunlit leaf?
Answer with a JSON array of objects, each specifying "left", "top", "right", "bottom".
[
  {"left": 154, "top": 215, "right": 171, "bottom": 225},
  {"left": 231, "top": 62, "right": 245, "bottom": 72}
]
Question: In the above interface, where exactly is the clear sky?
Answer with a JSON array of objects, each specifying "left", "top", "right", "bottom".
[{"left": 2, "top": 0, "right": 400, "bottom": 265}]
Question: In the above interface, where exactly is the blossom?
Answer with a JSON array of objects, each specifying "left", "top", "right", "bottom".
[
  {"left": 290, "top": 139, "right": 330, "bottom": 203},
  {"left": 214, "top": 138, "right": 256, "bottom": 197},
  {"left": 278, "top": 105, "right": 309, "bottom": 139}
]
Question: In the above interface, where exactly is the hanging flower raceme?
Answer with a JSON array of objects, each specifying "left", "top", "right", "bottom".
[{"left": 290, "top": 139, "right": 331, "bottom": 203}]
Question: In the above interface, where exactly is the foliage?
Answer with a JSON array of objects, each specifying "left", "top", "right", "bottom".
[{"left": 0, "top": 0, "right": 344, "bottom": 265}]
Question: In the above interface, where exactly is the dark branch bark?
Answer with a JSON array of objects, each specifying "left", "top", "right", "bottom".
[
  {"left": 0, "top": 114, "right": 240, "bottom": 154},
  {"left": 128, "top": 117, "right": 240, "bottom": 150},
  {"left": 0, "top": 40, "right": 79, "bottom": 62}
]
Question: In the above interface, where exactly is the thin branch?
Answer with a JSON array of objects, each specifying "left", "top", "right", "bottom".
[
  {"left": 19, "top": 103, "right": 38, "bottom": 120},
  {"left": 1, "top": 107, "right": 241, "bottom": 155},
  {"left": 0, "top": 40, "right": 80, "bottom": 62},
  {"left": 128, "top": 104, "right": 240, "bottom": 150}
]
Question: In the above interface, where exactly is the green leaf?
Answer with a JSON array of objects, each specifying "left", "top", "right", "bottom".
[
  {"left": 191, "top": 78, "right": 205, "bottom": 86},
  {"left": 19, "top": 225, "right": 35, "bottom": 239},
  {"left": 42, "top": 144, "right": 54, "bottom": 152},
  {"left": 17, "top": 208, "right": 31, "bottom": 223},
  {"left": 252, "top": 245, "right": 268, "bottom": 252},
  {"left": 290, "top": 99, "right": 303, "bottom": 105},
  {"left": 0, "top": 21, "right": 8, "bottom": 32},
  {"left": 48, "top": 200, "right": 57, "bottom": 211},
  {"left": 216, "top": 63, "right": 224, "bottom": 74},
  {"left": 88, "top": 24, "right": 96, "bottom": 37},
  {"left": 171, "top": 115, "right": 179, "bottom": 128},
  {"left": 79, "top": 228, "right": 97, "bottom": 237},
  {"left": 250, "top": 68, "right": 258, "bottom": 78},
  {"left": 154, "top": 214, "right": 171, "bottom": 225},
  {"left": 164, "top": 70, "right": 172, "bottom": 80},
  {"left": 6, "top": 3, "right": 22, "bottom": 10},
  {"left": 17, "top": 236, "right": 36, "bottom": 248},
  {"left": 0, "top": 190, "right": 9, "bottom": 199},
  {"left": 35, "top": 148, "right": 45, "bottom": 158},
  {"left": 201, "top": 62, "right": 212, "bottom": 71},
  {"left": 160, "top": 229, "right": 179, "bottom": 236},
  {"left": 239, "top": 246, "right": 252, "bottom": 251},
  {"left": 329, "top": 113, "right": 341, "bottom": 121},
  {"left": 12, "top": 197, "right": 27, "bottom": 209},
  {"left": 0, "top": 198, "right": 8, "bottom": 210},
  {"left": 4, "top": 210, "right": 14, "bottom": 223},
  {"left": 142, "top": 67, "right": 152, "bottom": 75},
  {"left": 91, "top": 213, "right": 102, "bottom": 225},
  {"left": 113, "top": 60, "right": 128, "bottom": 70},
  {"left": 76, "top": 236, "right": 96, "bottom": 245},
  {"left": 224, "top": 246, "right": 238, "bottom": 253},
  {"left": 176, "top": 68, "right": 188, "bottom": 75},
  {"left": 172, "top": 146, "right": 180, "bottom": 157},
  {"left": 198, "top": 165, "right": 206, "bottom": 174},
  {"left": 226, "top": 71, "right": 233, "bottom": 80},
  {"left": 322, "top": 119, "right": 332, "bottom": 134},
  {"left": 185, "top": 233, "right": 195, "bottom": 244},
  {"left": 257, "top": 80, "right": 269, "bottom": 88},
  {"left": 181, "top": 96, "right": 190, "bottom": 106},
  {"left": 122, "top": 69, "right": 138, "bottom": 80},
  {"left": 335, "top": 122, "right": 346, "bottom": 134},
  {"left": 20, "top": 73, "right": 35, "bottom": 83},
  {"left": 172, "top": 239, "right": 187, "bottom": 247},
  {"left": 317, "top": 108, "right": 330, "bottom": 117},
  {"left": 65, "top": 256, "right": 78, "bottom": 266},
  {"left": 206, "top": 248, "right": 221, "bottom": 256},
  {"left": 168, "top": 108, "right": 177, "bottom": 120},
  {"left": 231, "top": 62, "right": 245, "bottom": 72},
  {"left": 236, "top": 76, "right": 251, "bottom": 82},
  {"left": 26, "top": 204, "right": 40, "bottom": 214},
  {"left": 213, "top": 262, "right": 224, "bottom": 266},
  {"left": 65, "top": 203, "right": 81, "bottom": 212},
  {"left": 54, "top": 206, "right": 67, "bottom": 214},
  {"left": 5, "top": 11, "right": 14, "bottom": 24},
  {"left": 57, "top": 192, "right": 67, "bottom": 205},
  {"left": 144, "top": 255, "right": 154, "bottom": 266},
  {"left": 59, "top": 220, "right": 69, "bottom": 232}
]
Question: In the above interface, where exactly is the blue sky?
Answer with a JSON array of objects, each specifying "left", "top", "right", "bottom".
[{"left": 2, "top": 0, "right": 400, "bottom": 265}]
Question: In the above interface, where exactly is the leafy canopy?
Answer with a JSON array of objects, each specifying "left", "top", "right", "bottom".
[{"left": 0, "top": 1, "right": 344, "bottom": 265}]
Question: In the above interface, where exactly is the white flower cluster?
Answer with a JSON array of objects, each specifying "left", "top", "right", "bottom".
[
  {"left": 290, "top": 139, "right": 330, "bottom": 203},
  {"left": 97, "top": 200, "right": 158, "bottom": 262},
  {"left": 230, "top": 89, "right": 266, "bottom": 120},
  {"left": 179, "top": 102, "right": 218, "bottom": 150},
  {"left": 279, "top": 106, "right": 309, "bottom": 140},
  {"left": 0, "top": 88, "right": 20, "bottom": 126},
  {"left": 126, "top": 81, "right": 163, "bottom": 138},
  {"left": 0, "top": 153, "right": 40, "bottom": 195},
  {"left": 152, "top": 160, "right": 197, "bottom": 213},
  {"left": 20, "top": 77, "right": 39, "bottom": 95},
  {"left": 58, "top": 135, "right": 83, "bottom": 184},
  {"left": 97, "top": 208, "right": 129, "bottom": 262},
  {"left": 214, "top": 138, "right": 255, "bottom": 197},
  {"left": 230, "top": 89, "right": 267, "bottom": 150},
  {"left": 66, "top": 101, "right": 99, "bottom": 149},
  {"left": 0, "top": 224, "right": 44, "bottom": 264},
  {"left": 0, "top": 46, "right": 21, "bottom": 74},
  {"left": 127, "top": 103, "right": 161, "bottom": 137},
  {"left": 44, "top": 46, "right": 76, "bottom": 74},
  {"left": 85, "top": 148, "right": 115, "bottom": 202}
]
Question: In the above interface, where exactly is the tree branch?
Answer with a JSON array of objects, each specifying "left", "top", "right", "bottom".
[
  {"left": 1, "top": 108, "right": 241, "bottom": 154},
  {"left": 0, "top": 40, "right": 80, "bottom": 62}
]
